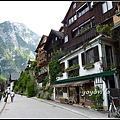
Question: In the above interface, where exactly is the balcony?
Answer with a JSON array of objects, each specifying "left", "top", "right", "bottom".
[{"left": 113, "top": 12, "right": 120, "bottom": 26}]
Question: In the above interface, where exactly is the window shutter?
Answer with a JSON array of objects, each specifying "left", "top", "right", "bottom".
[
  {"left": 81, "top": 52, "right": 85, "bottom": 65},
  {"left": 94, "top": 45, "right": 99, "bottom": 62}
]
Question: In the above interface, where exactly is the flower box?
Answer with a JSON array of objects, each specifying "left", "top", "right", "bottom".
[{"left": 84, "top": 63, "right": 94, "bottom": 70}]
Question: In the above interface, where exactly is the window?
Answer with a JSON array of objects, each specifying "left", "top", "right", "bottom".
[
  {"left": 102, "top": 1, "right": 113, "bottom": 14},
  {"left": 55, "top": 37, "right": 57, "bottom": 41},
  {"left": 91, "top": 1, "right": 94, "bottom": 8},
  {"left": 86, "top": 49, "right": 94, "bottom": 63},
  {"left": 81, "top": 46, "right": 99, "bottom": 66},
  {"left": 68, "top": 56, "right": 78, "bottom": 67},
  {"left": 77, "top": 4, "right": 89, "bottom": 18},
  {"left": 60, "top": 62, "right": 65, "bottom": 72},
  {"left": 105, "top": 45, "right": 113, "bottom": 67},
  {"left": 68, "top": 14, "right": 77, "bottom": 25},
  {"left": 73, "top": 2, "right": 76, "bottom": 9},
  {"left": 44, "top": 39, "right": 47, "bottom": 43},
  {"left": 64, "top": 35, "right": 68, "bottom": 43}
]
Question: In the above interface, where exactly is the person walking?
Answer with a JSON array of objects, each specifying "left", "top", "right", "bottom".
[
  {"left": 10, "top": 90, "right": 15, "bottom": 102},
  {"left": 4, "top": 87, "right": 10, "bottom": 102}
]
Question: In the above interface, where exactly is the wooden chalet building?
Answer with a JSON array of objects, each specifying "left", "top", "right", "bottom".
[
  {"left": 44, "top": 29, "right": 64, "bottom": 63},
  {"left": 35, "top": 35, "right": 48, "bottom": 86},
  {"left": 51, "top": 1, "right": 120, "bottom": 111}
]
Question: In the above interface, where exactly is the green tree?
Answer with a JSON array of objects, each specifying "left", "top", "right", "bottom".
[{"left": 49, "top": 54, "right": 61, "bottom": 85}]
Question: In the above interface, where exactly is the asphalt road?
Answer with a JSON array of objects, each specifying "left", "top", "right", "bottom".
[{"left": 0, "top": 94, "right": 109, "bottom": 119}]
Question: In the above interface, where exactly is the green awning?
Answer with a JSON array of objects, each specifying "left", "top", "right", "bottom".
[{"left": 52, "top": 70, "right": 115, "bottom": 85}]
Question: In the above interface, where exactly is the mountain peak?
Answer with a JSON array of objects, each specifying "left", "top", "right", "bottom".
[{"left": 0, "top": 21, "right": 40, "bottom": 79}]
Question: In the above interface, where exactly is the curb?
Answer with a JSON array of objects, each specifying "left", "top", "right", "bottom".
[{"left": 0, "top": 102, "right": 6, "bottom": 115}]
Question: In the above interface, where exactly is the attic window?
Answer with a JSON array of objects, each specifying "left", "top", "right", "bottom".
[
  {"left": 64, "top": 35, "right": 68, "bottom": 43},
  {"left": 73, "top": 3, "right": 76, "bottom": 9},
  {"left": 55, "top": 37, "right": 57, "bottom": 41},
  {"left": 44, "top": 39, "right": 47, "bottom": 43},
  {"left": 91, "top": 1, "right": 93, "bottom": 8}
]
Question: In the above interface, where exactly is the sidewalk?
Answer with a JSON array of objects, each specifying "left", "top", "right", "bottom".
[{"left": 32, "top": 97, "right": 110, "bottom": 119}]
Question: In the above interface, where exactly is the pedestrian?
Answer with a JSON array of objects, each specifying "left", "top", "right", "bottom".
[
  {"left": 5, "top": 87, "right": 10, "bottom": 95},
  {"left": 2, "top": 91, "right": 6, "bottom": 98},
  {"left": 21, "top": 90, "right": 23, "bottom": 97},
  {"left": 10, "top": 90, "right": 15, "bottom": 102},
  {"left": 4, "top": 87, "right": 10, "bottom": 103}
]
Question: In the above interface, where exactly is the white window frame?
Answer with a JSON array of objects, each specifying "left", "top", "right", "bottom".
[
  {"left": 55, "top": 37, "right": 57, "bottom": 41},
  {"left": 68, "top": 14, "right": 77, "bottom": 25},
  {"left": 86, "top": 49, "right": 94, "bottom": 63},
  {"left": 73, "top": 3, "right": 76, "bottom": 9},
  {"left": 64, "top": 35, "right": 68, "bottom": 43},
  {"left": 102, "top": 1, "right": 113, "bottom": 14}
]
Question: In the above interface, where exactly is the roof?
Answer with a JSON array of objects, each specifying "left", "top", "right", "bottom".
[
  {"left": 10, "top": 73, "right": 20, "bottom": 81},
  {"left": 51, "top": 29, "right": 64, "bottom": 38},
  {"left": 34, "top": 35, "right": 48, "bottom": 53}
]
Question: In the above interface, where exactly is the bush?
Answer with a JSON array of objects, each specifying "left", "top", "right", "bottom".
[
  {"left": 91, "top": 105, "right": 103, "bottom": 110},
  {"left": 27, "top": 80, "right": 36, "bottom": 97}
]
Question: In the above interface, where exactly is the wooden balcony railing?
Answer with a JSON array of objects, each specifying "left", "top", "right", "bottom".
[{"left": 113, "top": 12, "right": 120, "bottom": 25}]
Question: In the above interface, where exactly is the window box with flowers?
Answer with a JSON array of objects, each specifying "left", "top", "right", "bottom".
[
  {"left": 65, "top": 64, "right": 80, "bottom": 72},
  {"left": 78, "top": 27, "right": 90, "bottom": 37},
  {"left": 84, "top": 62, "right": 94, "bottom": 70}
]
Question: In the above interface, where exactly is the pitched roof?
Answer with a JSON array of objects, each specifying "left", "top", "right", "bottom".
[
  {"left": 51, "top": 29, "right": 64, "bottom": 38},
  {"left": 10, "top": 73, "right": 20, "bottom": 81}
]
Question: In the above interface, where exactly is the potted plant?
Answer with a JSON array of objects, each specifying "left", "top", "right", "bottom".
[
  {"left": 60, "top": 98, "right": 68, "bottom": 104},
  {"left": 84, "top": 62, "right": 94, "bottom": 70},
  {"left": 65, "top": 64, "right": 80, "bottom": 72}
]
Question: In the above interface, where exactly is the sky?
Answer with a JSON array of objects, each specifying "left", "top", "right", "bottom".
[{"left": 0, "top": 1, "right": 72, "bottom": 36}]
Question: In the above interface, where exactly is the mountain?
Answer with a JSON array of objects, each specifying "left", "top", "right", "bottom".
[{"left": 0, "top": 21, "right": 41, "bottom": 80}]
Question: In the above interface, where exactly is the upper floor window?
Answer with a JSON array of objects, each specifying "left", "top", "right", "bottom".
[
  {"left": 68, "top": 14, "right": 77, "bottom": 25},
  {"left": 73, "top": 3, "right": 76, "bottom": 9},
  {"left": 72, "top": 17, "right": 95, "bottom": 38},
  {"left": 44, "top": 39, "right": 47, "bottom": 43},
  {"left": 64, "top": 35, "right": 68, "bottom": 43},
  {"left": 91, "top": 1, "right": 94, "bottom": 8},
  {"left": 55, "top": 37, "right": 57, "bottom": 41},
  {"left": 102, "top": 1, "right": 113, "bottom": 14},
  {"left": 60, "top": 62, "right": 65, "bottom": 72},
  {"left": 81, "top": 46, "right": 99, "bottom": 66},
  {"left": 68, "top": 56, "right": 78, "bottom": 67},
  {"left": 77, "top": 3, "right": 89, "bottom": 18},
  {"left": 86, "top": 49, "right": 94, "bottom": 63}
]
